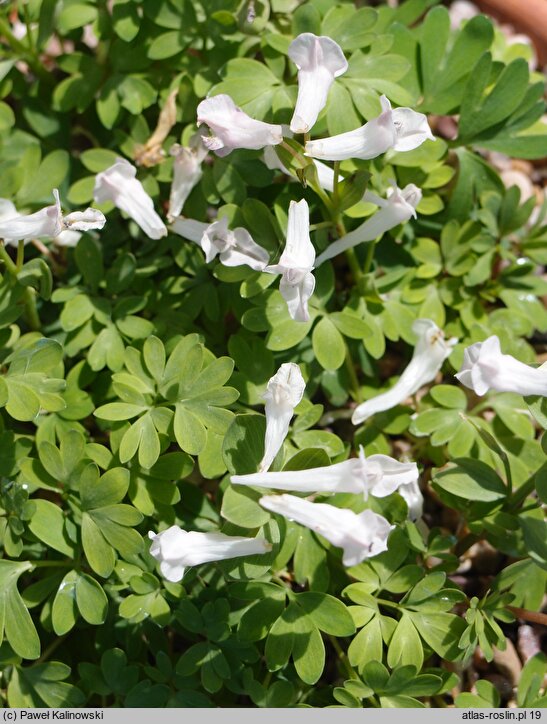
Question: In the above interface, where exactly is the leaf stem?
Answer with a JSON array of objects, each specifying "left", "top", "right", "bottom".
[
  {"left": 16, "top": 240, "right": 24, "bottom": 272},
  {"left": 333, "top": 161, "right": 340, "bottom": 205},
  {"left": 345, "top": 248, "right": 363, "bottom": 283},
  {"left": 345, "top": 343, "right": 362, "bottom": 403},
  {"left": 0, "top": 243, "right": 18, "bottom": 276},
  {"left": 507, "top": 606, "right": 547, "bottom": 626},
  {"left": 328, "top": 634, "right": 359, "bottom": 680},
  {"left": 362, "top": 239, "right": 376, "bottom": 277},
  {"left": 0, "top": 241, "right": 41, "bottom": 330},
  {"left": 30, "top": 560, "right": 75, "bottom": 569}
]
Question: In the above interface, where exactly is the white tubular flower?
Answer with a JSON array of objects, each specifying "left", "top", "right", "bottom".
[
  {"left": 168, "top": 137, "right": 208, "bottom": 219},
  {"left": 352, "top": 319, "right": 457, "bottom": 425},
  {"left": 259, "top": 494, "right": 394, "bottom": 566},
  {"left": 0, "top": 190, "right": 105, "bottom": 246},
  {"left": 54, "top": 230, "right": 82, "bottom": 248},
  {"left": 171, "top": 215, "right": 269, "bottom": 271},
  {"left": 265, "top": 199, "right": 315, "bottom": 322},
  {"left": 289, "top": 33, "right": 348, "bottom": 135},
  {"left": 455, "top": 335, "right": 547, "bottom": 397},
  {"left": 148, "top": 526, "right": 271, "bottom": 582},
  {"left": 197, "top": 94, "right": 283, "bottom": 157},
  {"left": 305, "top": 95, "right": 434, "bottom": 161},
  {"left": 233, "top": 446, "right": 418, "bottom": 500},
  {"left": 93, "top": 158, "right": 167, "bottom": 240},
  {"left": 398, "top": 479, "right": 424, "bottom": 522},
  {"left": 315, "top": 183, "right": 422, "bottom": 266},
  {"left": 259, "top": 362, "right": 306, "bottom": 473}
]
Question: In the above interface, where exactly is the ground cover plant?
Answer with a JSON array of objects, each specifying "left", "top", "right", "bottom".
[{"left": 0, "top": 0, "right": 546, "bottom": 709}]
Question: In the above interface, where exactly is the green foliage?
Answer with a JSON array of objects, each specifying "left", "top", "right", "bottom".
[{"left": 0, "top": 0, "right": 545, "bottom": 709}]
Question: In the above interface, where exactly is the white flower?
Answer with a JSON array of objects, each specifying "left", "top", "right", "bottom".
[
  {"left": 259, "top": 362, "right": 306, "bottom": 473},
  {"left": 233, "top": 446, "right": 418, "bottom": 500},
  {"left": 455, "top": 335, "right": 547, "bottom": 397},
  {"left": 197, "top": 94, "right": 283, "bottom": 157},
  {"left": 398, "top": 479, "right": 424, "bottom": 522},
  {"left": 288, "top": 33, "right": 348, "bottom": 134},
  {"left": 0, "top": 191, "right": 106, "bottom": 246},
  {"left": 93, "top": 158, "right": 167, "bottom": 240},
  {"left": 259, "top": 494, "right": 394, "bottom": 566},
  {"left": 264, "top": 199, "right": 315, "bottom": 322},
  {"left": 148, "top": 526, "right": 271, "bottom": 582},
  {"left": 168, "top": 136, "right": 208, "bottom": 219},
  {"left": 53, "top": 230, "right": 82, "bottom": 248},
  {"left": 305, "top": 95, "right": 434, "bottom": 161},
  {"left": 171, "top": 215, "right": 269, "bottom": 271},
  {"left": 352, "top": 319, "right": 457, "bottom": 425},
  {"left": 315, "top": 183, "right": 422, "bottom": 265}
]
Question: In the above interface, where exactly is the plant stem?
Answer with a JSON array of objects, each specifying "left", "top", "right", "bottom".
[
  {"left": 16, "top": 240, "right": 24, "bottom": 271},
  {"left": 0, "top": 242, "right": 41, "bottom": 330},
  {"left": 345, "top": 247, "right": 363, "bottom": 282},
  {"left": 507, "top": 606, "right": 547, "bottom": 626},
  {"left": 328, "top": 635, "right": 359, "bottom": 680},
  {"left": 0, "top": 243, "right": 18, "bottom": 276},
  {"left": 23, "top": 2, "right": 35, "bottom": 54},
  {"left": 0, "top": 17, "right": 51, "bottom": 85},
  {"left": 362, "top": 239, "right": 377, "bottom": 277},
  {"left": 507, "top": 476, "right": 536, "bottom": 512},
  {"left": 376, "top": 597, "right": 401, "bottom": 611},
  {"left": 30, "top": 560, "right": 75, "bottom": 569},
  {"left": 333, "top": 161, "right": 340, "bottom": 204},
  {"left": 309, "top": 221, "right": 334, "bottom": 232},
  {"left": 35, "top": 634, "right": 70, "bottom": 665},
  {"left": 345, "top": 343, "right": 362, "bottom": 403},
  {"left": 454, "top": 532, "right": 480, "bottom": 558}
]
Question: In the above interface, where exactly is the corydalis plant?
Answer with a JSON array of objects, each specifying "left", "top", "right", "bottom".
[
  {"left": 259, "top": 362, "right": 306, "bottom": 473},
  {"left": 171, "top": 215, "right": 269, "bottom": 271},
  {"left": 94, "top": 158, "right": 167, "bottom": 240},
  {"left": 197, "top": 94, "right": 283, "bottom": 156},
  {"left": 0, "top": 190, "right": 105, "bottom": 245},
  {"left": 315, "top": 184, "right": 422, "bottom": 265},
  {"left": 289, "top": 33, "right": 348, "bottom": 134},
  {"left": 305, "top": 95, "right": 434, "bottom": 161},
  {"left": 232, "top": 447, "right": 418, "bottom": 500},
  {"left": 149, "top": 526, "right": 271, "bottom": 582},
  {"left": 265, "top": 199, "right": 315, "bottom": 322},
  {"left": 456, "top": 335, "right": 547, "bottom": 397},
  {"left": 259, "top": 494, "right": 394, "bottom": 566},
  {"left": 353, "top": 319, "right": 457, "bottom": 424}
]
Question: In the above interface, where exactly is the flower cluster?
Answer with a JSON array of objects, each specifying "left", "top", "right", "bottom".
[{"left": 0, "top": 28, "right": 544, "bottom": 586}]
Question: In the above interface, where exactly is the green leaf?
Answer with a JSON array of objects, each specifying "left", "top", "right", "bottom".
[
  {"left": 75, "top": 573, "right": 108, "bottom": 625},
  {"left": 222, "top": 414, "right": 266, "bottom": 475},
  {"left": 292, "top": 614, "right": 325, "bottom": 685},
  {"left": 112, "top": 0, "right": 141, "bottom": 42},
  {"left": 312, "top": 317, "right": 346, "bottom": 371},
  {"left": 75, "top": 236, "right": 104, "bottom": 293},
  {"left": 220, "top": 486, "right": 270, "bottom": 529},
  {"left": 52, "top": 571, "right": 79, "bottom": 635},
  {"left": 295, "top": 592, "right": 356, "bottom": 636},
  {"left": 433, "top": 458, "right": 507, "bottom": 502},
  {"left": 0, "top": 560, "right": 40, "bottom": 660},
  {"left": 28, "top": 500, "right": 75, "bottom": 557},
  {"left": 519, "top": 514, "right": 547, "bottom": 571},
  {"left": 81, "top": 514, "right": 116, "bottom": 578},
  {"left": 387, "top": 613, "right": 424, "bottom": 670},
  {"left": 174, "top": 404, "right": 207, "bottom": 455}
]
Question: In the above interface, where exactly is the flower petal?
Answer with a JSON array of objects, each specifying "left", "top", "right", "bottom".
[
  {"left": 197, "top": 94, "right": 283, "bottom": 156},
  {"left": 352, "top": 319, "right": 456, "bottom": 424},
  {"left": 94, "top": 158, "right": 167, "bottom": 240},
  {"left": 391, "top": 107, "right": 435, "bottom": 152},
  {"left": 279, "top": 270, "right": 315, "bottom": 322},
  {"left": 288, "top": 34, "right": 348, "bottom": 134}
]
